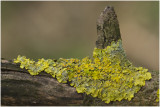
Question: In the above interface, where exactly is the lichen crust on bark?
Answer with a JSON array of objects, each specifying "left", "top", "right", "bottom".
[
  {"left": 9, "top": 5, "right": 155, "bottom": 105},
  {"left": 13, "top": 39, "right": 152, "bottom": 104}
]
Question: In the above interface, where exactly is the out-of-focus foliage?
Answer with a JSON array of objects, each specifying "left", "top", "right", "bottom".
[{"left": 14, "top": 39, "right": 152, "bottom": 104}]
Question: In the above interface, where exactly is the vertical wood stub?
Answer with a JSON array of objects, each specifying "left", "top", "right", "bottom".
[{"left": 96, "top": 6, "right": 121, "bottom": 49}]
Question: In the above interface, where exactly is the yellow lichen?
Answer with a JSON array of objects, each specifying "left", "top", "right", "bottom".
[
  {"left": 156, "top": 89, "right": 159, "bottom": 102},
  {"left": 14, "top": 39, "right": 152, "bottom": 104}
]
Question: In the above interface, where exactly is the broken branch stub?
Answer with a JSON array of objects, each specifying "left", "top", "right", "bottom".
[{"left": 96, "top": 6, "right": 121, "bottom": 49}]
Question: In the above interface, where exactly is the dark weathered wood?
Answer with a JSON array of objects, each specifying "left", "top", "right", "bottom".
[
  {"left": 96, "top": 6, "right": 121, "bottom": 49},
  {"left": 1, "top": 59, "right": 83, "bottom": 106}
]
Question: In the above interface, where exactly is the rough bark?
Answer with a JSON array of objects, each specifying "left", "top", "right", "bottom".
[
  {"left": 96, "top": 6, "right": 121, "bottom": 49},
  {"left": 1, "top": 59, "right": 83, "bottom": 106}
]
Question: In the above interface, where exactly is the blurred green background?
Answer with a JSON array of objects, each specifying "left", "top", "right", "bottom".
[{"left": 1, "top": 1, "right": 159, "bottom": 71}]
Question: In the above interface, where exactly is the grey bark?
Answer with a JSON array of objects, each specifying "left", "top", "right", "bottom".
[{"left": 96, "top": 6, "right": 121, "bottom": 49}]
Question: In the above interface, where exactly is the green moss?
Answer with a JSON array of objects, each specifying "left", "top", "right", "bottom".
[{"left": 14, "top": 39, "right": 151, "bottom": 104}]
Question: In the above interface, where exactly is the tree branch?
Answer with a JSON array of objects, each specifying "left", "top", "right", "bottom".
[{"left": 1, "top": 6, "right": 159, "bottom": 106}]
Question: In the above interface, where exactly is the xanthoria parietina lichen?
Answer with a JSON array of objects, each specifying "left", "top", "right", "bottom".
[{"left": 14, "top": 39, "right": 151, "bottom": 104}]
